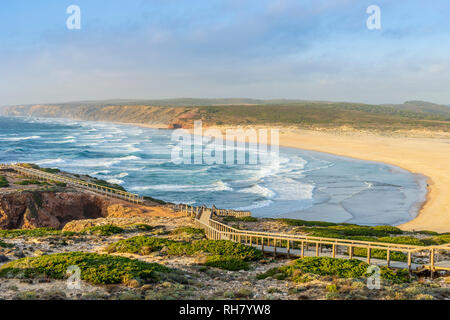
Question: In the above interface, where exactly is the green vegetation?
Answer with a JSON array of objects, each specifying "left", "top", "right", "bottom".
[
  {"left": 107, "top": 236, "right": 262, "bottom": 270},
  {"left": 198, "top": 102, "right": 450, "bottom": 132},
  {"left": 170, "top": 227, "right": 205, "bottom": 236},
  {"left": 257, "top": 257, "right": 411, "bottom": 284},
  {"left": 143, "top": 196, "right": 167, "bottom": 205},
  {"left": 0, "top": 175, "right": 9, "bottom": 188},
  {"left": 0, "top": 240, "right": 12, "bottom": 248},
  {"left": 82, "top": 224, "right": 124, "bottom": 236},
  {"left": 40, "top": 168, "right": 61, "bottom": 174},
  {"left": 125, "top": 224, "right": 154, "bottom": 232},
  {"left": 0, "top": 252, "right": 172, "bottom": 285},
  {"left": 16, "top": 180, "right": 45, "bottom": 186},
  {"left": 276, "top": 218, "right": 449, "bottom": 247},
  {"left": 223, "top": 216, "right": 259, "bottom": 223},
  {"left": 0, "top": 228, "right": 76, "bottom": 238}
]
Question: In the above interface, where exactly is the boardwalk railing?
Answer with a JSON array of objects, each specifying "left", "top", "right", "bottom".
[
  {"left": 189, "top": 207, "right": 449, "bottom": 277},
  {"left": 0, "top": 164, "right": 144, "bottom": 204},
  {"left": 173, "top": 203, "right": 251, "bottom": 218}
]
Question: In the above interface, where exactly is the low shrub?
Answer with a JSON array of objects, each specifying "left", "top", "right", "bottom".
[
  {"left": 0, "top": 228, "right": 77, "bottom": 238},
  {"left": 16, "top": 180, "right": 45, "bottom": 186},
  {"left": 82, "top": 225, "right": 124, "bottom": 236},
  {"left": 125, "top": 224, "right": 154, "bottom": 232},
  {"left": 203, "top": 255, "right": 250, "bottom": 271},
  {"left": 107, "top": 236, "right": 262, "bottom": 270},
  {"left": 223, "top": 216, "right": 258, "bottom": 223},
  {"left": 0, "top": 175, "right": 9, "bottom": 188},
  {"left": 0, "top": 240, "right": 12, "bottom": 248},
  {"left": 0, "top": 252, "right": 171, "bottom": 284},
  {"left": 170, "top": 227, "right": 205, "bottom": 236},
  {"left": 257, "top": 257, "right": 411, "bottom": 284},
  {"left": 278, "top": 218, "right": 338, "bottom": 227}
]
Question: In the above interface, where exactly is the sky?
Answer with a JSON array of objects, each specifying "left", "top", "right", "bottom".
[{"left": 1, "top": 0, "right": 450, "bottom": 106}]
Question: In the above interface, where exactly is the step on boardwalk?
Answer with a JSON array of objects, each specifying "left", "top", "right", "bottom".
[
  {"left": 174, "top": 204, "right": 450, "bottom": 278},
  {"left": 0, "top": 163, "right": 144, "bottom": 204}
]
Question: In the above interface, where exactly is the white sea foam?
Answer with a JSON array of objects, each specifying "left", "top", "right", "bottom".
[
  {"left": 0, "top": 135, "right": 41, "bottom": 141},
  {"left": 35, "top": 158, "right": 65, "bottom": 165},
  {"left": 240, "top": 184, "right": 276, "bottom": 198},
  {"left": 130, "top": 181, "right": 232, "bottom": 192},
  {"left": 107, "top": 179, "right": 124, "bottom": 185},
  {"left": 234, "top": 200, "right": 273, "bottom": 211}
]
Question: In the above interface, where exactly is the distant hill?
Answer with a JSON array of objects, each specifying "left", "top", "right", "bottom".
[
  {"left": 2, "top": 98, "right": 450, "bottom": 133},
  {"left": 387, "top": 101, "right": 450, "bottom": 117}
]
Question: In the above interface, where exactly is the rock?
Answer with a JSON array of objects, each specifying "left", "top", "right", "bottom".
[
  {"left": 0, "top": 254, "right": 10, "bottom": 263},
  {"left": 14, "top": 250, "right": 25, "bottom": 258},
  {"left": 126, "top": 279, "right": 142, "bottom": 288}
]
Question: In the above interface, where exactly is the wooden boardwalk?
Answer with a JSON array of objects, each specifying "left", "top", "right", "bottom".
[
  {"left": 0, "top": 164, "right": 144, "bottom": 204},
  {"left": 177, "top": 204, "right": 450, "bottom": 276}
]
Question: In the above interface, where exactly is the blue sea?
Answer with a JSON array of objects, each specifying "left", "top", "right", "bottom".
[{"left": 0, "top": 116, "right": 427, "bottom": 226}]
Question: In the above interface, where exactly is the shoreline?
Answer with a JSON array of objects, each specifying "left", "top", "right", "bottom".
[{"left": 3, "top": 116, "right": 449, "bottom": 232}]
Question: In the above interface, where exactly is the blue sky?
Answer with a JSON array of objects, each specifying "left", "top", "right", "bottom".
[{"left": 1, "top": 0, "right": 450, "bottom": 105}]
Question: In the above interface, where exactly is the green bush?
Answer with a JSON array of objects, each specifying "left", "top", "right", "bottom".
[
  {"left": 353, "top": 247, "right": 407, "bottom": 262},
  {"left": 107, "top": 236, "right": 262, "bottom": 270},
  {"left": 16, "top": 180, "right": 45, "bottom": 186},
  {"left": 170, "top": 227, "right": 205, "bottom": 235},
  {"left": 223, "top": 216, "right": 258, "bottom": 223},
  {"left": 0, "top": 240, "right": 12, "bottom": 248},
  {"left": 125, "top": 224, "right": 154, "bottom": 232},
  {"left": 82, "top": 225, "right": 124, "bottom": 236},
  {"left": 0, "top": 175, "right": 9, "bottom": 188},
  {"left": 204, "top": 255, "right": 250, "bottom": 271},
  {"left": 0, "top": 228, "right": 77, "bottom": 238},
  {"left": 40, "top": 168, "right": 61, "bottom": 174},
  {"left": 0, "top": 252, "right": 171, "bottom": 284},
  {"left": 278, "top": 218, "right": 338, "bottom": 227},
  {"left": 257, "top": 257, "right": 411, "bottom": 284}
]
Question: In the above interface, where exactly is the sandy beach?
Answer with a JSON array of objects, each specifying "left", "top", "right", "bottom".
[{"left": 206, "top": 126, "right": 450, "bottom": 233}]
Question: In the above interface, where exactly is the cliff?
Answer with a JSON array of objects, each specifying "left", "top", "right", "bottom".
[
  {"left": 0, "top": 191, "right": 111, "bottom": 229},
  {"left": 1, "top": 104, "right": 199, "bottom": 129}
]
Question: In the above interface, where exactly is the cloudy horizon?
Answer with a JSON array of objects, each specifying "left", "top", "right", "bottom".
[{"left": 1, "top": 1, "right": 450, "bottom": 106}]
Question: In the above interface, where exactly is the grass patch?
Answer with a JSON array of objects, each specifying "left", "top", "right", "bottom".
[
  {"left": 277, "top": 218, "right": 339, "bottom": 227},
  {"left": 16, "top": 180, "right": 45, "bottom": 186},
  {"left": 0, "top": 252, "right": 172, "bottom": 285},
  {"left": 0, "top": 175, "right": 9, "bottom": 188},
  {"left": 107, "top": 236, "right": 262, "bottom": 270},
  {"left": 0, "top": 228, "right": 77, "bottom": 238},
  {"left": 170, "top": 227, "right": 205, "bottom": 236},
  {"left": 0, "top": 240, "right": 12, "bottom": 248},
  {"left": 143, "top": 196, "right": 167, "bottom": 205},
  {"left": 82, "top": 224, "right": 124, "bottom": 236},
  {"left": 257, "top": 257, "right": 411, "bottom": 284},
  {"left": 223, "top": 216, "right": 258, "bottom": 223},
  {"left": 124, "top": 224, "right": 154, "bottom": 232}
]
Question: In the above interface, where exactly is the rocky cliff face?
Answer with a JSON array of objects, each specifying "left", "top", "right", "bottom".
[
  {"left": 0, "top": 191, "right": 111, "bottom": 230},
  {"left": 1, "top": 104, "right": 199, "bottom": 128}
]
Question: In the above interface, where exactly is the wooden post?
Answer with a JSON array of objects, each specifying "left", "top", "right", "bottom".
[
  {"left": 387, "top": 249, "right": 390, "bottom": 267},
  {"left": 261, "top": 237, "right": 265, "bottom": 256},
  {"left": 349, "top": 246, "right": 353, "bottom": 259},
  {"left": 430, "top": 248, "right": 435, "bottom": 279},
  {"left": 367, "top": 247, "right": 371, "bottom": 264},
  {"left": 301, "top": 241, "right": 304, "bottom": 258},
  {"left": 332, "top": 244, "right": 336, "bottom": 259},
  {"left": 407, "top": 251, "right": 412, "bottom": 271},
  {"left": 273, "top": 238, "right": 277, "bottom": 256},
  {"left": 287, "top": 240, "right": 290, "bottom": 258},
  {"left": 315, "top": 243, "right": 319, "bottom": 257}
]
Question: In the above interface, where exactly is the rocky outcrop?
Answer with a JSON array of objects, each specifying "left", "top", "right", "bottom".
[
  {"left": 0, "top": 104, "right": 199, "bottom": 128},
  {"left": 0, "top": 191, "right": 112, "bottom": 230}
]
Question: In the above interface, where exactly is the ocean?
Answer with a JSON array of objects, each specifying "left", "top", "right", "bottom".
[{"left": 0, "top": 116, "right": 427, "bottom": 226}]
